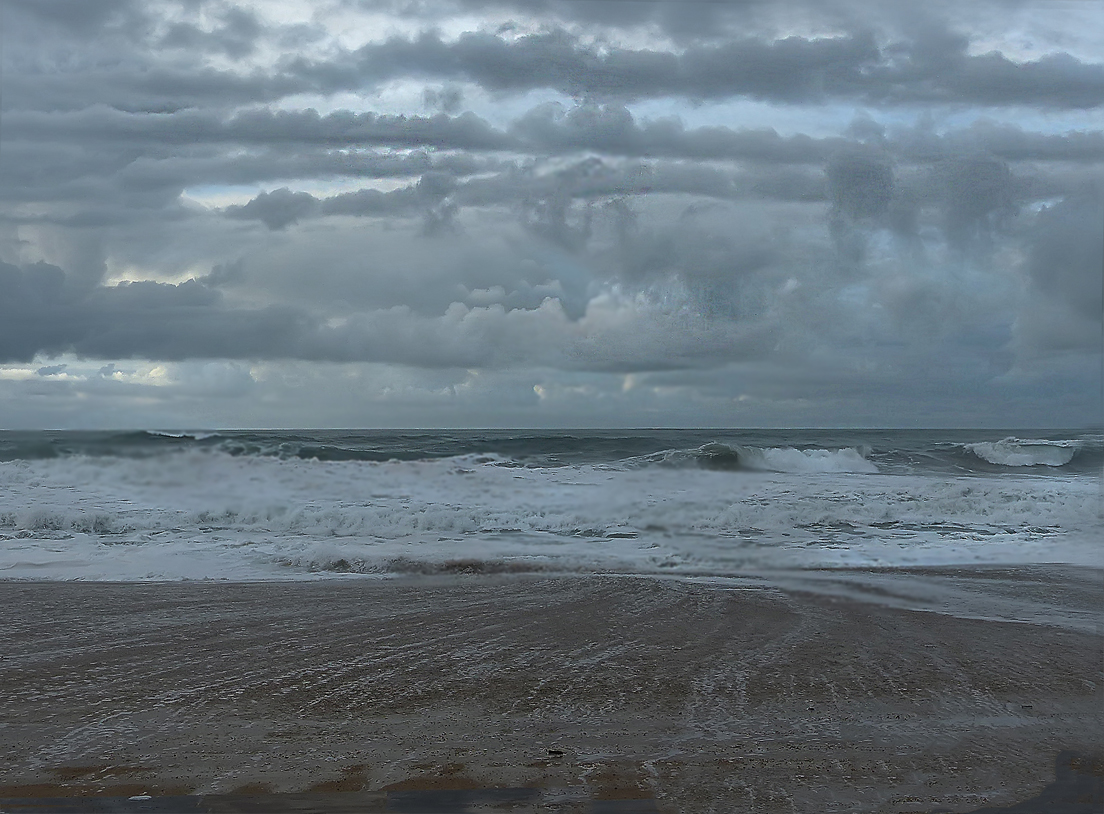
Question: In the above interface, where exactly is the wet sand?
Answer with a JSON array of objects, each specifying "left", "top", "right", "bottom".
[{"left": 0, "top": 568, "right": 1101, "bottom": 812}]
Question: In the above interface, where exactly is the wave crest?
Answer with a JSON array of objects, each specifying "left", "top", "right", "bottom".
[
  {"left": 964, "top": 438, "right": 1079, "bottom": 468},
  {"left": 693, "top": 443, "right": 877, "bottom": 474}
]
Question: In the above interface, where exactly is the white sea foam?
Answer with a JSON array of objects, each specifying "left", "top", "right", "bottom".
[
  {"left": 737, "top": 446, "right": 877, "bottom": 473},
  {"left": 637, "top": 444, "right": 878, "bottom": 473},
  {"left": 0, "top": 451, "right": 1098, "bottom": 581},
  {"left": 964, "top": 437, "right": 1079, "bottom": 467}
]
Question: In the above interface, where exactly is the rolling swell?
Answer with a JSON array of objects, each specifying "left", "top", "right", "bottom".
[
  {"left": 0, "top": 430, "right": 223, "bottom": 461},
  {"left": 0, "top": 429, "right": 1099, "bottom": 475},
  {"left": 635, "top": 443, "right": 879, "bottom": 473},
  {"left": 947, "top": 437, "right": 1102, "bottom": 474}
]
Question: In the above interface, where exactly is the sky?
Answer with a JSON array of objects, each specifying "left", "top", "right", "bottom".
[{"left": 0, "top": 0, "right": 1101, "bottom": 429}]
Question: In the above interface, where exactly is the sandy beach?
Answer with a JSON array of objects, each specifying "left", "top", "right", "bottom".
[{"left": 1, "top": 569, "right": 1100, "bottom": 813}]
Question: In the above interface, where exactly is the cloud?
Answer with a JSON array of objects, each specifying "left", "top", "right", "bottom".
[
  {"left": 224, "top": 173, "right": 461, "bottom": 230},
  {"left": 6, "top": 2, "right": 1103, "bottom": 115},
  {"left": 296, "top": 27, "right": 881, "bottom": 104},
  {"left": 0, "top": 0, "right": 1100, "bottom": 427},
  {"left": 510, "top": 102, "right": 847, "bottom": 162},
  {"left": 894, "top": 119, "right": 1104, "bottom": 164},
  {"left": 933, "top": 155, "right": 1018, "bottom": 248},
  {"left": 224, "top": 188, "right": 319, "bottom": 230},
  {"left": 1015, "top": 191, "right": 1104, "bottom": 357},
  {"left": 159, "top": 6, "right": 266, "bottom": 60},
  {"left": 899, "top": 41, "right": 1104, "bottom": 109},
  {"left": 6, "top": 101, "right": 1097, "bottom": 240},
  {"left": 0, "top": 257, "right": 774, "bottom": 371},
  {"left": 423, "top": 85, "right": 464, "bottom": 114},
  {"left": 2, "top": 0, "right": 138, "bottom": 33},
  {"left": 265, "top": 23, "right": 1104, "bottom": 108},
  {"left": 0, "top": 175, "right": 1044, "bottom": 384},
  {"left": 4, "top": 106, "right": 515, "bottom": 152},
  {"left": 827, "top": 146, "right": 894, "bottom": 222},
  {"left": 0, "top": 262, "right": 298, "bottom": 363}
]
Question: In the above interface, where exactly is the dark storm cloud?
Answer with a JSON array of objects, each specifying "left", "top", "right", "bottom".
[
  {"left": 224, "top": 188, "right": 319, "bottom": 230},
  {"left": 422, "top": 86, "right": 465, "bottom": 114},
  {"left": 6, "top": 2, "right": 1103, "bottom": 113},
  {"left": 224, "top": 174, "right": 458, "bottom": 229},
  {"left": 1, "top": 0, "right": 309, "bottom": 113},
  {"left": 295, "top": 28, "right": 880, "bottom": 103},
  {"left": 159, "top": 6, "right": 266, "bottom": 60},
  {"left": 224, "top": 109, "right": 513, "bottom": 151},
  {"left": 894, "top": 120, "right": 1104, "bottom": 164},
  {"left": 2, "top": 67, "right": 309, "bottom": 116},
  {"left": 220, "top": 156, "right": 828, "bottom": 230},
  {"left": 933, "top": 155, "right": 1018, "bottom": 248},
  {"left": 1, "top": 0, "right": 1101, "bottom": 428},
  {"left": 0, "top": 259, "right": 770, "bottom": 371},
  {"left": 323, "top": 172, "right": 455, "bottom": 215},
  {"left": 0, "top": 260, "right": 331, "bottom": 364},
  {"left": 826, "top": 147, "right": 894, "bottom": 221},
  {"left": 0, "top": 138, "right": 498, "bottom": 211},
  {"left": 0, "top": 262, "right": 277, "bottom": 362},
  {"left": 6, "top": 104, "right": 1100, "bottom": 219},
  {"left": 870, "top": 28, "right": 1104, "bottom": 109},
  {"left": 4, "top": 108, "right": 514, "bottom": 152},
  {"left": 824, "top": 145, "right": 894, "bottom": 264},
  {"left": 380, "top": 0, "right": 747, "bottom": 41},
  {"left": 212, "top": 133, "right": 1078, "bottom": 241},
  {"left": 269, "top": 25, "right": 1104, "bottom": 109},
  {"left": 1016, "top": 191, "right": 1104, "bottom": 354},
  {"left": 510, "top": 103, "right": 847, "bottom": 162},
  {"left": 2, "top": 0, "right": 139, "bottom": 32}
]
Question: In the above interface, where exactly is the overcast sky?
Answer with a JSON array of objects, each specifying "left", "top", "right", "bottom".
[{"left": 0, "top": 0, "right": 1101, "bottom": 428}]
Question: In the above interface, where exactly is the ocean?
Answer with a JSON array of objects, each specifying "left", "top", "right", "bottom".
[{"left": 0, "top": 429, "right": 1100, "bottom": 581}]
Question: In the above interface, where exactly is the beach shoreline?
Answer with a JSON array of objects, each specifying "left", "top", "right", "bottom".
[{"left": 1, "top": 568, "right": 1100, "bottom": 812}]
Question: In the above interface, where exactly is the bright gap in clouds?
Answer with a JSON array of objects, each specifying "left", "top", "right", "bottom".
[{"left": 182, "top": 175, "right": 416, "bottom": 209}]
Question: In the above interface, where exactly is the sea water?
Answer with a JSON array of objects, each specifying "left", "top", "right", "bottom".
[{"left": 0, "top": 429, "right": 1099, "bottom": 581}]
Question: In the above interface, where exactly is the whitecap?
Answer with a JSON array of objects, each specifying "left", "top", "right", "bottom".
[{"left": 964, "top": 437, "right": 1078, "bottom": 467}]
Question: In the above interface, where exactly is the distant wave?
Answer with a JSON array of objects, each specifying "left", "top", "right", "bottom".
[
  {"left": 636, "top": 443, "right": 878, "bottom": 474},
  {"left": 144, "top": 430, "right": 223, "bottom": 441},
  {"left": 962, "top": 437, "right": 1080, "bottom": 468},
  {"left": 0, "top": 429, "right": 1099, "bottom": 474}
]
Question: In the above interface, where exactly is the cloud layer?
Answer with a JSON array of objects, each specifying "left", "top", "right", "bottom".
[{"left": 0, "top": 0, "right": 1100, "bottom": 427}]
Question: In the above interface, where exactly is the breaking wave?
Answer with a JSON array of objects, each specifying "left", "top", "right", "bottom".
[
  {"left": 963, "top": 437, "right": 1080, "bottom": 468},
  {"left": 633, "top": 443, "right": 877, "bottom": 473},
  {"left": 711, "top": 443, "right": 877, "bottom": 473},
  {"left": 1, "top": 429, "right": 1099, "bottom": 474},
  {"left": 1, "top": 443, "right": 1097, "bottom": 581},
  {"left": 145, "top": 430, "right": 223, "bottom": 441}
]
